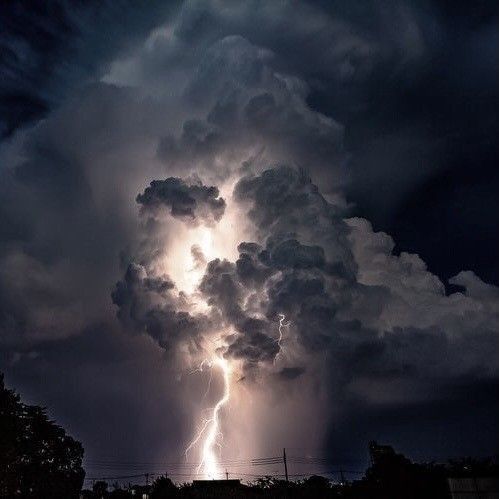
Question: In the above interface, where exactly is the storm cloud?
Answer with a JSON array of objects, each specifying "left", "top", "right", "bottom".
[
  {"left": 115, "top": 164, "right": 499, "bottom": 404},
  {"left": 0, "top": 0, "right": 498, "bottom": 473},
  {"left": 196, "top": 167, "right": 499, "bottom": 393}
]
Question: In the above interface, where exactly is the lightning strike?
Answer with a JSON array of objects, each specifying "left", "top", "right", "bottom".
[
  {"left": 274, "top": 313, "right": 291, "bottom": 365},
  {"left": 185, "top": 355, "right": 232, "bottom": 479}
]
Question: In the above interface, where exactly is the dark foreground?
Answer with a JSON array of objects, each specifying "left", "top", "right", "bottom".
[
  {"left": 2, "top": 375, "right": 498, "bottom": 499},
  {"left": 82, "top": 451, "right": 499, "bottom": 499}
]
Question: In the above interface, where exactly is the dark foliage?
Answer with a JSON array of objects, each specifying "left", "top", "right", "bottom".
[
  {"left": 0, "top": 373, "right": 85, "bottom": 498},
  {"left": 150, "top": 476, "right": 179, "bottom": 498}
]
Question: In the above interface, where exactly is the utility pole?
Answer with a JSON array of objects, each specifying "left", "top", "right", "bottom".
[{"left": 283, "top": 448, "right": 289, "bottom": 482}]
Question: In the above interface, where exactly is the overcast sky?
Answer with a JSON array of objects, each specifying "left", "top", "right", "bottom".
[{"left": 1, "top": 0, "right": 498, "bottom": 480}]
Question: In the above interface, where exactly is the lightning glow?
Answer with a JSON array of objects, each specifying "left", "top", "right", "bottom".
[
  {"left": 185, "top": 355, "right": 232, "bottom": 479},
  {"left": 174, "top": 188, "right": 245, "bottom": 479}
]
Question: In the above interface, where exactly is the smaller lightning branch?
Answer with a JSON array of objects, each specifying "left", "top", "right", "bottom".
[
  {"left": 274, "top": 313, "right": 291, "bottom": 365},
  {"left": 188, "top": 358, "right": 211, "bottom": 375},
  {"left": 188, "top": 359, "right": 214, "bottom": 401},
  {"left": 185, "top": 356, "right": 232, "bottom": 479}
]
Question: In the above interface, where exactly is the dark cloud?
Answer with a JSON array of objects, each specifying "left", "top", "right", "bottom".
[
  {"left": 0, "top": 324, "right": 190, "bottom": 469},
  {"left": 112, "top": 263, "right": 206, "bottom": 351},
  {"left": 0, "top": 82, "right": 164, "bottom": 354},
  {"left": 0, "top": 0, "right": 497, "bottom": 469},
  {"left": 156, "top": 120, "right": 228, "bottom": 174},
  {"left": 199, "top": 259, "right": 244, "bottom": 325},
  {"left": 305, "top": 1, "right": 499, "bottom": 285},
  {"left": 234, "top": 166, "right": 357, "bottom": 280},
  {"left": 150, "top": 33, "right": 345, "bottom": 188},
  {"left": 234, "top": 166, "right": 342, "bottom": 230},
  {"left": 265, "top": 238, "right": 326, "bottom": 271},
  {"left": 0, "top": 0, "right": 179, "bottom": 137},
  {"left": 137, "top": 177, "right": 226, "bottom": 225},
  {"left": 190, "top": 244, "right": 207, "bottom": 270},
  {"left": 278, "top": 367, "right": 305, "bottom": 380},
  {"left": 225, "top": 317, "right": 278, "bottom": 365},
  {"left": 195, "top": 167, "right": 499, "bottom": 411},
  {"left": 235, "top": 247, "right": 272, "bottom": 289}
]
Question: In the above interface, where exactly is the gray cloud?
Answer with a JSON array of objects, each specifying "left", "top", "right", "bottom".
[
  {"left": 0, "top": 0, "right": 178, "bottom": 137},
  {"left": 199, "top": 259, "right": 244, "bottom": 325},
  {"left": 278, "top": 366, "right": 305, "bottom": 380},
  {"left": 234, "top": 166, "right": 356, "bottom": 278},
  {"left": 148, "top": 34, "right": 346, "bottom": 189},
  {"left": 225, "top": 317, "right": 278, "bottom": 366},
  {"left": 111, "top": 262, "right": 208, "bottom": 352},
  {"left": 191, "top": 244, "right": 207, "bottom": 270},
  {"left": 137, "top": 177, "right": 226, "bottom": 225}
]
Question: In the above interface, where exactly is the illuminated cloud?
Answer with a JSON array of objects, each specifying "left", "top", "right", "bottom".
[{"left": 114, "top": 164, "right": 499, "bottom": 400}]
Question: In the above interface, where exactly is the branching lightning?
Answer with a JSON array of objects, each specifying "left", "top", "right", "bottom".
[
  {"left": 185, "top": 356, "right": 232, "bottom": 479},
  {"left": 274, "top": 313, "right": 291, "bottom": 365},
  {"left": 185, "top": 313, "right": 286, "bottom": 475}
]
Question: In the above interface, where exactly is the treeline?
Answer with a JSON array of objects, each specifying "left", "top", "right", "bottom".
[
  {"left": 0, "top": 374, "right": 84, "bottom": 498},
  {"left": 83, "top": 456, "right": 499, "bottom": 499}
]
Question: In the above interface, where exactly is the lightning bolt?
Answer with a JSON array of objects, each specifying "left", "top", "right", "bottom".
[
  {"left": 185, "top": 355, "right": 232, "bottom": 479},
  {"left": 274, "top": 313, "right": 291, "bottom": 365}
]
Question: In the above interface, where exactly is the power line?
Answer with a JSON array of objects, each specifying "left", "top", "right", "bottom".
[
  {"left": 85, "top": 455, "right": 351, "bottom": 467},
  {"left": 82, "top": 452, "right": 367, "bottom": 484},
  {"left": 84, "top": 470, "right": 364, "bottom": 482},
  {"left": 84, "top": 456, "right": 365, "bottom": 466}
]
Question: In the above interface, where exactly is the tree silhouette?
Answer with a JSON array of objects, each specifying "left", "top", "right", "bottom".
[
  {"left": 150, "top": 475, "right": 178, "bottom": 498},
  {"left": 92, "top": 480, "right": 108, "bottom": 497},
  {"left": 0, "top": 373, "right": 85, "bottom": 498}
]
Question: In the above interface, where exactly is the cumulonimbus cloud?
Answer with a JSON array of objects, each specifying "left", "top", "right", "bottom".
[{"left": 113, "top": 165, "right": 499, "bottom": 401}]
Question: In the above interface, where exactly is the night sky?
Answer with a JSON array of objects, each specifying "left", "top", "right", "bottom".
[{"left": 1, "top": 0, "right": 498, "bottom": 481}]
